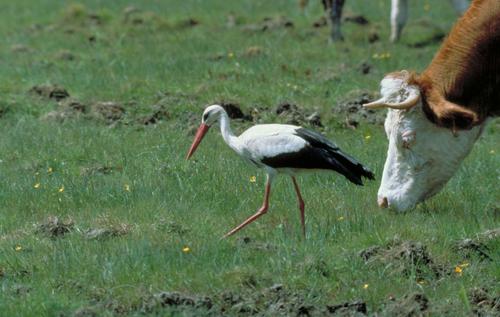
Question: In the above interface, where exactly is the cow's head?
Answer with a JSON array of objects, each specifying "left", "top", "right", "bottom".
[{"left": 364, "top": 71, "right": 484, "bottom": 211}]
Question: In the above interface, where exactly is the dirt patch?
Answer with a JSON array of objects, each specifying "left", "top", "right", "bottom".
[
  {"left": 333, "top": 90, "right": 385, "bottom": 127},
  {"left": 381, "top": 293, "right": 429, "bottom": 316},
  {"left": 468, "top": 287, "right": 500, "bottom": 316},
  {"left": 61, "top": 3, "right": 106, "bottom": 27},
  {"left": 80, "top": 164, "right": 122, "bottom": 176},
  {"left": 243, "top": 16, "right": 294, "bottom": 32},
  {"left": 243, "top": 46, "right": 264, "bottom": 58},
  {"left": 343, "top": 14, "right": 369, "bottom": 25},
  {"left": 29, "top": 84, "right": 70, "bottom": 101},
  {"left": 11, "top": 284, "right": 32, "bottom": 296},
  {"left": 368, "top": 30, "right": 380, "bottom": 43},
  {"left": 137, "top": 105, "right": 170, "bottom": 125},
  {"left": 76, "top": 285, "right": 368, "bottom": 316},
  {"left": 218, "top": 103, "right": 252, "bottom": 121},
  {"left": 150, "top": 291, "right": 213, "bottom": 309},
  {"left": 11, "top": 44, "right": 31, "bottom": 53},
  {"left": 407, "top": 32, "right": 445, "bottom": 48},
  {"left": 55, "top": 49, "right": 76, "bottom": 61},
  {"left": 35, "top": 216, "right": 74, "bottom": 238},
  {"left": 358, "top": 62, "right": 372, "bottom": 75},
  {"left": 326, "top": 301, "right": 367, "bottom": 315},
  {"left": 41, "top": 98, "right": 87, "bottom": 122},
  {"left": 236, "top": 236, "right": 276, "bottom": 252},
  {"left": 312, "top": 16, "right": 327, "bottom": 28},
  {"left": 275, "top": 103, "right": 323, "bottom": 127},
  {"left": 84, "top": 223, "right": 131, "bottom": 240},
  {"left": 453, "top": 227, "right": 500, "bottom": 260},
  {"left": 89, "top": 101, "right": 125, "bottom": 123},
  {"left": 359, "top": 239, "right": 443, "bottom": 278}
]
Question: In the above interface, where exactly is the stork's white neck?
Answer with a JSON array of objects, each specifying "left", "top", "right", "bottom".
[{"left": 218, "top": 112, "right": 241, "bottom": 153}]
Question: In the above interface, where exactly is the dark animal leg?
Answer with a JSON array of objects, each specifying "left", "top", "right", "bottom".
[
  {"left": 291, "top": 176, "right": 306, "bottom": 238},
  {"left": 324, "top": 0, "right": 345, "bottom": 41}
]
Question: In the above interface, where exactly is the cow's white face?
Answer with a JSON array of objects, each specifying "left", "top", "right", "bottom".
[{"left": 375, "top": 76, "right": 484, "bottom": 211}]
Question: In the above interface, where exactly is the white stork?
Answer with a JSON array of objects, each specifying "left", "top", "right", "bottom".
[{"left": 186, "top": 105, "right": 374, "bottom": 238}]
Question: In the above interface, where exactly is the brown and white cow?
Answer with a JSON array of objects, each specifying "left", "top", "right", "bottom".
[{"left": 363, "top": 0, "right": 499, "bottom": 211}]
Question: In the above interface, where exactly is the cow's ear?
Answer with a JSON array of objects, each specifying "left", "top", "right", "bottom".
[{"left": 433, "top": 99, "right": 479, "bottom": 130}]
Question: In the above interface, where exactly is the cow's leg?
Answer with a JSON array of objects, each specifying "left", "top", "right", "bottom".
[
  {"left": 390, "top": 0, "right": 408, "bottom": 43},
  {"left": 328, "top": 0, "right": 345, "bottom": 41},
  {"left": 449, "top": 0, "right": 468, "bottom": 15}
]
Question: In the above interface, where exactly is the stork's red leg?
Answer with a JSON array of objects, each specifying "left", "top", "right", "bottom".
[
  {"left": 222, "top": 180, "right": 271, "bottom": 239},
  {"left": 291, "top": 176, "right": 306, "bottom": 238}
]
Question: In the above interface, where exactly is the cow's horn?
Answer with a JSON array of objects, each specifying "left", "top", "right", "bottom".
[
  {"left": 385, "top": 92, "right": 420, "bottom": 110},
  {"left": 363, "top": 90, "right": 420, "bottom": 110},
  {"left": 362, "top": 97, "right": 388, "bottom": 109}
]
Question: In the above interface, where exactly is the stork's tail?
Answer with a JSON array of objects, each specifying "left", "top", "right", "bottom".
[{"left": 326, "top": 149, "right": 375, "bottom": 186}]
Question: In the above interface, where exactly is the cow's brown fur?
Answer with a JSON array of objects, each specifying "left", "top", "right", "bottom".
[{"left": 412, "top": 0, "right": 499, "bottom": 129}]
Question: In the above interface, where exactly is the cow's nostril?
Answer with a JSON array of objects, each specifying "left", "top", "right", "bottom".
[{"left": 378, "top": 197, "right": 388, "bottom": 208}]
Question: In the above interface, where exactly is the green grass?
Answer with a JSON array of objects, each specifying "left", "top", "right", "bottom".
[{"left": 0, "top": 0, "right": 498, "bottom": 316}]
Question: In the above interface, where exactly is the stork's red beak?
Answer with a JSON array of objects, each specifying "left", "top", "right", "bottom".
[{"left": 186, "top": 123, "right": 210, "bottom": 160}]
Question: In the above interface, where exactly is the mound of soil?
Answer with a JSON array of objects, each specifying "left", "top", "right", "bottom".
[
  {"left": 359, "top": 239, "right": 442, "bottom": 278},
  {"left": 90, "top": 101, "right": 125, "bottom": 123},
  {"left": 55, "top": 49, "right": 76, "bottom": 61},
  {"left": 41, "top": 99, "right": 87, "bottom": 122},
  {"left": 275, "top": 103, "right": 323, "bottom": 127},
  {"left": 312, "top": 16, "right": 327, "bottom": 28},
  {"left": 80, "top": 164, "right": 122, "bottom": 176},
  {"left": 333, "top": 90, "right": 385, "bottom": 128},
  {"left": 468, "top": 287, "right": 500, "bottom": 316},
  {"left": 343, "top": 14, "right": 369, "bottom": 25},
  {"left": 220, "top": 103, "right": 252, "bottom": 121},
  {"left": 382, "top": 293, "right": 429, "bottom": 316},
  {"left": 29, "top": 84, "right": 70, "bottom": 101},
  {"left": 138, "top": 285, "right": 367, "bottom": 316},
  {"left": 243, "top": 16, "right": 294, "bottom": 32},
  {"left": 137, "top": 105, "right": 170, "bottom": 125},
  {"left": 453, "top": 227, "right": 500, "bottom": 260},
  {"left": 84, "top": 223, "right": 130, "bottom": 240},
  {"left": 243, "top": 46, "right": 264, "bottom": 58},
  {"left": 11, "top": 44, "right": 31, "bottom": 53},
  {"left": 35, "top": 216, "right": 74, "bottom": 238}
]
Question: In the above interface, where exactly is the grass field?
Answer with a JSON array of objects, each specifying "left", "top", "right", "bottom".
[{"left": 0, "top": 1, "right": 498, "bottom": 316}]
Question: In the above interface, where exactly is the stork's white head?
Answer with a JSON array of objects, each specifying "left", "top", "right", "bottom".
[
  {"left": 201, "top": 104, "right": 225, "bottom": 126},
  {"left": 364, "top": 71, "right": 484, "bottom": 211},
  {"left": 186, "top": 105, "right": 226, "bottom": 160}
]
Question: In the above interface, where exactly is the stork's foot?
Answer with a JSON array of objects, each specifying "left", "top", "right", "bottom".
[{"left": 222, "top": 206, "right": 268, "bottom": 239}]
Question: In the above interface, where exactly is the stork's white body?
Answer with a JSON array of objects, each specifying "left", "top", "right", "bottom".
[{"left": 187, "top": 105, "right": 374, "bottom": 238}]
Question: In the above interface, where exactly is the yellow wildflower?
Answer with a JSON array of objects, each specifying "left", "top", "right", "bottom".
[
  {"left": 124, "top": 184, "right": 131, "bottom": 192},
  {"left": 249, "top": 176, "right": 256, "bottom": 183},
  {"left": 363, "top": 284, "right": 369, "bottom": 289},
  {"left": 58, "top": 185, "right": 65, "bottom": 193},
  {"left": 182, "top": 246, "right": 191, "bottom": 253},
  {"left": 34, "top": 183, "right": 41, "bottom": 189},
  {"left": 454, "top": 266, "right": 463, "bottom": 275},
  {"left": 337, "top": 216, "right": 344, "bottom": 221},
  {"left": 47, "top": 167, "right": 53, "bottom": 174},
  {"left": 365, "top": 135, "right": 371, "bottom": 140},
  {"left": 15, "top": 245, "right": 22, "bottom": 251}
]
